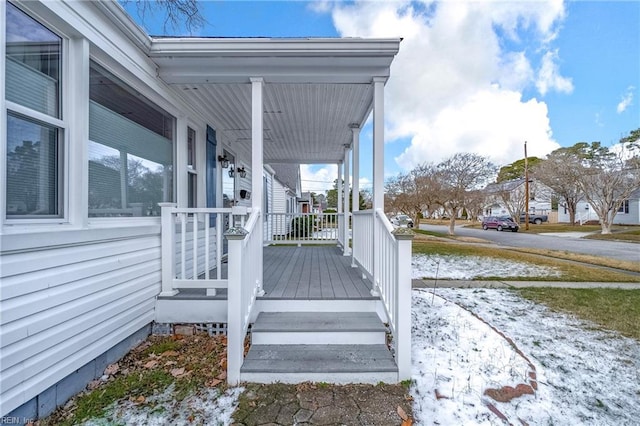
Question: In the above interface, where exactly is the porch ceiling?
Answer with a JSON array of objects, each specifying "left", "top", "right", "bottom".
[{"left": 150, "top": 38, "right": 401, "bottom": 164}]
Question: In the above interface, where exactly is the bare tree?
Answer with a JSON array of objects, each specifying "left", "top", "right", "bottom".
[
  {"left": 575, "top": 140, "right": 640, "bottom": 234},
  {"left": 122, "top": 0, "right": 206, "bottom": 34},
  {"left": 384, "top": 163, "right": 439, "bottom": 224},
  {"left": 434, "top": 153, "right": 497, "bottom": 235},
  {"left": 533, "top": 147, "right": 584, "bottom": 225},
  {"left": 495, "top": 179, "right": 527, "bottom": 221}
]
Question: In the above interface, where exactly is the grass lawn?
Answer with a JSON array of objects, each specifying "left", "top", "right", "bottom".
[
  {"left": 510, "top": 247, "right": 640, "bottom": 274},
  {"left": 516, "top": 288, "right": 640, "bottom": 340},
  {"left": 413, "top": 240, "right": 640, "bottom": 282},
  {"left": 585, "top": 227, "right": 640, "bottom": 242}
]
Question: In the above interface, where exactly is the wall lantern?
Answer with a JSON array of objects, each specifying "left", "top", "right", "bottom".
[
  {"left": 237, "top": 167, "right": 247, "bottom": 178},
  {"left": 228, "top": 167, "right": 235, "bottom": 178},
  {"left": 218, "top": 155, "right": 229, "bottom": 168}
]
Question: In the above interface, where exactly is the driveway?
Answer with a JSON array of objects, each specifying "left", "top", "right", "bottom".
[{"left": 419, "top": 223, "right": 640, "bottom": 263}]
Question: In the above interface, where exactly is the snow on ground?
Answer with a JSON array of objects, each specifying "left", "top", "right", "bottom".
[
  {"left": 411, "top": 288, "right": 640, "bottom": 425},
  {"left": 412, "top": 254, "right": 561, "bottom": 280},
  {"left": 84, "top": 385, "right": 243, "bottom": 426}
]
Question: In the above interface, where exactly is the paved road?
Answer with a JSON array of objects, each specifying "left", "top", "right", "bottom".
[{"left": 419, "top": 223, "right": 640, "bottom": 263}]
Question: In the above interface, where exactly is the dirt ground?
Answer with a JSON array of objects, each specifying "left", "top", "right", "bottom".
[{"left": 39, "top": 333, "right": 413, "bottom": 425}]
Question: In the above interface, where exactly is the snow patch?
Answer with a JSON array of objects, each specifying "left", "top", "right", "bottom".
[
  {"left": 412, "top": 288, "right": 640, "bottom": 425},
  {"left": 412, "top": 254, "right": 561, "bottom": 279}
]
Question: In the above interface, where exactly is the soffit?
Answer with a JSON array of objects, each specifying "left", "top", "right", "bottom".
[{"left": 151, "top": 37, "right": 400, "bottom": 164}]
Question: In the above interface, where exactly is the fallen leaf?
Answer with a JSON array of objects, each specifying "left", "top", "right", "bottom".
[
  {"left": 207, "top": 378, "right": 222, "bottom": 387},
  {"left": 165, "top": 361, "right": 177, "bottom": 366},
  {"left": 143, "top": 360, "right": 158, "bottom": 369},
  {"left": 216, "top": 371, "right": 227, "bottom": 380},
  {"left": 135, "top": 395, "right": 146, "bottom": 404},
  {"left": 171, "top": 367, "right": 185, "bottom": 377},
  {"left": 402, "top": 420, "right": 413, "bottom": 426},
  {"left": 161, "top": 350, "right": 179, "bottom": 357},
  {"left": 104, "top": 363, "right": 119, "bottom": 375},
  {"left": 397, "top": 405, "right": 409, "bottom": 421}
]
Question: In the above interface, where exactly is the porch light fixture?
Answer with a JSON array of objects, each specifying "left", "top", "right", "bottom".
[
  {"left": 218, "top": 155, "right": 229, "bottom": 168},
  {"left": 237, "top": 167, "right": 247, "bottom": 178}
]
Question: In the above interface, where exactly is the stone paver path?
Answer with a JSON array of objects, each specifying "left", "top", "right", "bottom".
[{"left": 232, "top": 383, "right": 413, "bottom": 425}]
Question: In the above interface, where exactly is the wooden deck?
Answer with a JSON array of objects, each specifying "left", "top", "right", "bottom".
[{"left": 262, "top": 246, "right": 375, "bottom": 300}]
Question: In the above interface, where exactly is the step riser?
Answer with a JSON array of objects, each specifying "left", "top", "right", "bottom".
[
  {"left": 255, "top": 299, "right": 381, "bottom": 316},
  {"left": 252, "top": 331, "right": 386, "bottom": 345},
  {"left": 155, "top": 299, "right": 226, "bottom": 323},
  {"left": 241, "top": 371, "right": 398, "bottom": 384}
]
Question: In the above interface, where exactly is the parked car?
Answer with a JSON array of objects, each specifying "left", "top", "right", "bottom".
[
  {"left": 390, "top": 214, "right": 414, "bottom": 228},
  {"left": 519, "top": 213, "right": 548, "bottom": 224},
  {"left": 482, "top": 216, "right": 519, "bottom": 232}
]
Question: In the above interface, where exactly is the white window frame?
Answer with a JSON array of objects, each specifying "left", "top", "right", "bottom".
[
  {"left": 86, "top": 59, "right": 177, "bottom": 220},
  {"left": 187, "top": 125, "right": 198, "bottom": 208},
  {"left": 2, "top": 1, "right": 70, "bottom": 226}
]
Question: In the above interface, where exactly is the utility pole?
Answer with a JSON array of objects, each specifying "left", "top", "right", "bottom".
[{"left": 524, "top": 141, "right": 529, "bottom": 231}]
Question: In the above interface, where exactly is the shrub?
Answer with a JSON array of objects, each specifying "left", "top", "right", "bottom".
[{"left": 289, "top": 215, "right": 315, "bottom": 237}]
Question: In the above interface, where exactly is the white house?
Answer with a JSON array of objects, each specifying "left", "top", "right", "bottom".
[
  {"left": 483, "top": 178, "right": 553, "bottom": 218},
  {"left": 557, "top": 188, "right": 640, "bottom": 225},
  {"left": 1, "top": 1, "right": 411, "bottom": 421}
]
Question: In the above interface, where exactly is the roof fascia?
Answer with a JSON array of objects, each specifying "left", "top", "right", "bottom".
[
  {"left": 91, "top": 0, "right": 152, "bottom": 53},
  {"left": 148, "top": 37, "right": 401, "bottom": 57}
]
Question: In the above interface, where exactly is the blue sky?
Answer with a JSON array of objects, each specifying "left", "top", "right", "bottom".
[{"left": 124, "top": 1, "right": 639, "bottom": 193}]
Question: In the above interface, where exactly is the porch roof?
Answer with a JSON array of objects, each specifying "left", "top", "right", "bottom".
[{"left": 149, "top": 37, "right": 401, "bottom": 164}]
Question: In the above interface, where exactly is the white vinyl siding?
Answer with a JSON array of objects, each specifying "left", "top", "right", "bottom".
[{"left": 0, "top": 230, "right": 160, "bottom": 414}]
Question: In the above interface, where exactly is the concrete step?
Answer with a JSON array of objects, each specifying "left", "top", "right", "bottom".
[
  {"left": 240, "top": 344, "right": 398, "bottom": 384},
  {"left": 251, "top": 312, "right": 387, "bottom": 345}
]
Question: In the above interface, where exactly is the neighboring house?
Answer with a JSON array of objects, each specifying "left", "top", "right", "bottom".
[
  {"left": 1, "top": 1, "right": 409, "bottom": 421},
  {"left": 483, "top": 178, "right": 553, "bottom": 218},
  {"left": 557, "top": 188, "right": 640, "bottom": 225},
  {"left": 268, "top": 164, "right": 302, "bottom": 238}
]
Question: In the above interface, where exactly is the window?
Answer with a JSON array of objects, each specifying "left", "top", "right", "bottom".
[
  {"left": 187, "top": 127, "right": 197, "bottom": 208},
  {"left": 5, "top": 2, "right": 63, "bottom": 218},
  {"left": 88, "top": 62, "right": 174, "bottom": 217},
  {"left": 618, "top": 200, "right": 629, "bottom": 214}
]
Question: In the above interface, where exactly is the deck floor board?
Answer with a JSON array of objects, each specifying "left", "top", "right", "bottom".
[
  {"left": 174, "top": 246, "right": 374, "bottom": 301},
  {"left": 263, "top": 246, "right": 373, "bottom": 300}
]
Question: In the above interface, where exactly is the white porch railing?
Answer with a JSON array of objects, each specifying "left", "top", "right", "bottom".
[
  {"left": 264, "top": 212, "right": 341, "bottom": 244},
  {"left": 159, "top": 203, "right": 249, "bottom": 296},
  {"left": 352, "top": 208, "right": 413, "bottom": 380},
  {"left": 226, "top": 208, "right": 262, "bottom": 385}
]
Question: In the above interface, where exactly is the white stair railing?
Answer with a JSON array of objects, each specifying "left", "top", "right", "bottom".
[
  {"left": 352, "top": 208, "right": 413, "bottom": 380},
  {"left": 226, "top": 208, "right": 262, "bottom": 385},
  {"left": 352, "top": 210, "right": 374, "bottom": 276}
]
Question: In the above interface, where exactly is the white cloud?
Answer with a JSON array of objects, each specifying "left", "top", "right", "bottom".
[
  {"left": 616, "top": 86, "right": 634, "bottom": 113},
  {"left": 300, "top": 164, "right": 337, "bottom": 193},
  {"left": 536, "top": 49, "right": 574, "bottom": 96},
  {"left": 396, "top": 88, "right": 558, "bottom": 168},
  {"left": 321, "top": 0, "right": 566, "bottom": 169}
]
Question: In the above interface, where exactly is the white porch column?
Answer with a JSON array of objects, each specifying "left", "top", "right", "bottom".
[
  {"left": 251, "top": 77, "right": 264, "bottom": 295},
  {"left": 372, "top": 77, "right": 385, "bottom": 293},
  {"left": 337, "top": 161, "right": 343, "bottom": 216},
  {"left": 175, "top": 116, "right": 188, "bottom": 207},
  {"left": 343, "top": 146, "right": 351, "bottom": 255},
  {"left": 350, "top": 124, "right": 360, "bottom": 266},
  {"left": 350, "top": 124, "right": 360, "bottom": 213},
  {"left": 372, "top": 78, "right": 385, "bottom": 211}
]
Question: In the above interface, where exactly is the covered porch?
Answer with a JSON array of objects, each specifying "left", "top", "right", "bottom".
[{"left": 151, "top": 37, "right": 412, "bottom": 384}]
